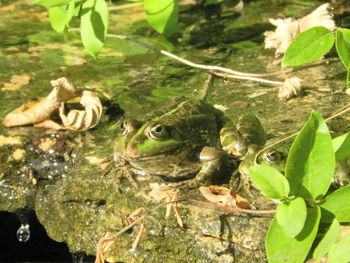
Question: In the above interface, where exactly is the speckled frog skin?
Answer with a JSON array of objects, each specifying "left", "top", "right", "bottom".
[{"left": 113, "top": 99, "right": 265, "bottom": 188}]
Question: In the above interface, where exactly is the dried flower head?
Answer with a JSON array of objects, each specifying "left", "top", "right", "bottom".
[
  {"left": 265, "top": 3, "right": 336, "bottom": 56},
  {"left": 278, "top": 77, "right": 302, "bottom": 100}
]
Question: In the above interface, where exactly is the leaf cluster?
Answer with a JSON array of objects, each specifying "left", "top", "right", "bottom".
[
  {"left": 283, "top": 26, "right": 350, "bottom": 88},
  {"left": 33, "top": 0, "right": 184, "bottom": 57},
  {"left": 248, "top": 112, "right": 350, "bottom": 263}
]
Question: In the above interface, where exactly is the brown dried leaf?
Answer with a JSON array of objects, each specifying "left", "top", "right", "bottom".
[
  {"left": 59, "top": 91, "right": 102, "bottom": 131},
  {"left": 2, "top": 74, "right": 31, "bottom": 91},
  {"left": 148, "top": 183, "right": 168, "bottom": 202},
  {"left": 33, "top": 119, "right": 64, "bottom": 130},
  {"left": 199, "top": 185, "right": 251, "bottom": 209},
  {"left": 0, "top": 135, "right": 22, "bottom": 146},
  {"left": 3, "top": 77, "right": 77, "bottom": 127},
  {"left": 11, "top": 74, "right": 30, "bottom": 86}
]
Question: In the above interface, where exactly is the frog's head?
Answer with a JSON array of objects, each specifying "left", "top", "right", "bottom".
[
  {"left": 239, "top": 147, "right": 287, "bottom": 175},
  {"left": 114, "top": 119, "right": 188, "bottom": 159},
  {"left": 258, "top": 148, "right": 287, "bottom": 172}
]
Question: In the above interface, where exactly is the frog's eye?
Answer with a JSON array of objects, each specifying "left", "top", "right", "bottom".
[
  {"left": 119, "top": 120, "right": 128, "bottom": 135},
  {"left": 263, "top": 150, "right": 282, "bottom": 164},
  {"left": 149, "top": 124, "right": 167, "bottom": 140}
]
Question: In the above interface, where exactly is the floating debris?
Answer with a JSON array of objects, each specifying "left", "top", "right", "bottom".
[
  {"left": 2, "top": 77, "right": 103, "bottom": 131},
  {"left": 59, "top": 91, "right": 103, "bottom": 131},
  {"left": 278, "top": 77, "right": 302, "bottom": 100},
  {"left": 264, "top": 3, "right": 336, "bottom": 56}
]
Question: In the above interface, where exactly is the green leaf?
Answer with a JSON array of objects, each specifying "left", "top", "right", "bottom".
[
  {"left": 49, "top": 6, "right": 68, "bottom": 32},
  {"left": 66, "top": 0, "right": 75, "bottom": 26},
  {"left": 248, "top": 164, "right": 289, "bottom": 199},
  {"left": 285, "top": 111, "right": 335, "bottom": 200},
  {"left": 81, "top": 0, "right": 109, "bottom": 57},
  {"left": 333, "top": 132, "right": 350, "bottom": 161},
  {"left": 282, "top": 26, "right": 335, "bottom": 67},
  {"left": 320, "top": 186, "right": 350, "bottom": 222},
  {"left": 276, "top": 198, "right": 307, "bottom": 238},
  {"left": 34, "top": 0, "right": 71, "bottom": 8},
  {"left": 144, "top": 0, "right": 178, "bottom": 35},
  {"left": 328, "top": 235, "right": 350, "bottom": 263},
  {"left": 266, "top": 206, "right": 320, "bottom": 263},
  {"left": 347, "top": 68, "right": 350, "bottom": 89},
  {"left": 335, "top": 29, "right": 350, "bottom": 70},
  {"left": 313, "top": 218, "right": 340, "bottom": 260}
]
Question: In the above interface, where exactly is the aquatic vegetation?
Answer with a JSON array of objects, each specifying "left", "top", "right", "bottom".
[{"left": 248, "top": 112, "right": 350, "bottom": 263}]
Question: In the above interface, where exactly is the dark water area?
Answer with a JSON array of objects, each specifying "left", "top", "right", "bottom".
[{"left": 0, "top": 211, "right": 71, "bottom": 262}]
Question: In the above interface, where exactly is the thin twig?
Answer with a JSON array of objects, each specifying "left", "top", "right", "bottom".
[
  {"left": 108, "top": 2, "right": 143, "bottom": 11},
  {"left": 211, "top": 71, "right": 283, "bottom": 86},
  {"left": 68, "top": 28, "right": 284, "bottom": 80}
]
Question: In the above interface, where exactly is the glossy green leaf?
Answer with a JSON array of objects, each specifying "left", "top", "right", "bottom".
[
  {"left": 320, "top": 186, "right": 350, "bottom": 222},
  {"left": 285, "top": 111, "right": 335, "bottom": 200},
  {"left": 248, "top": 164, "right": 289, "bottom": 199},
  {"left": 333, "top": 132, "right": 350, "bottom": 161},
  {"left": 328, "top": 235, "right": 350, "bottom": 263},
  {"left": 276, "top": 198, "right": 307, "bottom": 238},
  {"left": 34, "top": 0, "right": 71, "bottom": 8},
  {"left": 282, "top": 26, "right": 335, "bottom": 67},
  {"left": 48, "top": 0, "right": 74, "bottom": 32},
  {"left": 336, "top": 29, "right": 350, "bottom": 70},
  {"left": 266, "top": 206, "right": 320, "bottom": 263},
  {"left": 81, "top": 0, "right": 109, "bottom": 57},
  {"left": 49, "top": 6, "right": 68, "bottom": 32},
  {"left": 144, "top": 0, "right": 178, "bottom": 35},
  {"left": 66, "top": 0, "right": 75, "bottom": 26},
  {"left": 347, "top": 68, "right": 350, "bottom": 89},
  {"left": 313, "top": 218, "right": 340, "bottom": 260}
]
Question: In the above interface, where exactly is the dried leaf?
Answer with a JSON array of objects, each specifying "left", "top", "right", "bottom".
[
  {"left": 264, "top": 4, "right": 336, "bottom": 56},
  {"left": 34, "top": 119, "right": 64, "bottom": 130},
  {"left": 12, "top": 148, "right": 26, "bottom": 161},
  {"left": 11, "top": 74, "right": 30, "bottom": 86},
  {"left": 199, "top": 185, "right": 251, "bottom": 209},
  {"left": 2, "top": 74, "right": 31, "bottom": 91},
  {"left": 148, "top": 183, "right": 168, "bottom": 201},
  {"left": 59, "top": 91, "right": 102, "bottom": 131},
  {"left": 0, "top": 135, "right": 22, "bottom": 146},
  {"left": 36, "top": 137, "right": 57, "bottom": 152},
  {"left": 3, "top": 77, "right": 77, "bottom": 127}
]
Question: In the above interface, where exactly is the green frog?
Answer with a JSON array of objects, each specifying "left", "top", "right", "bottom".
[{"left": 113, "top": 99, "right": 265, "bottom": 189}]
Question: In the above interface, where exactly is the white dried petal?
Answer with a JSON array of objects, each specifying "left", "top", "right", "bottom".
[
  {"left": 265, "top": 3, "right": 336, "bottom": 56},
  {"left": 278, "top": 77, "right": 302, "bottom": 100},
  {"left": 264, "top": 18, "right": 299, "bottom": 56},
  {"left": 299, "top": 3, "right": 336, "bottom": 32},
  {"left": 59, "top": 91, "right": 102, "bottom": 131}
]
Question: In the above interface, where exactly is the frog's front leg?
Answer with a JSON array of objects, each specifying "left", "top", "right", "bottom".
[{"left": 171, "top": 146, "right": 225, "bottom": 189}]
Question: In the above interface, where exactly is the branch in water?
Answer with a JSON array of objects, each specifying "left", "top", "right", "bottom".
[{"left": 68, "top": 28, "right": 287, "bottom": 81}]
